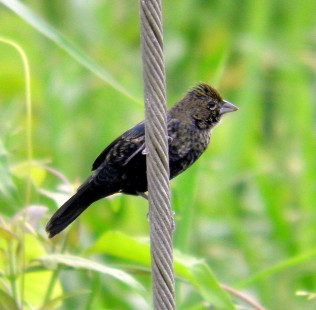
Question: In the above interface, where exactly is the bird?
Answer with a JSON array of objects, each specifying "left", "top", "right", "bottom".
[{"left": 46, "top": 82, "right": 238, "bottom": 238}]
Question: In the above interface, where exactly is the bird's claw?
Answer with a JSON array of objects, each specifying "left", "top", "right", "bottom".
[
  {"left": 142, "top": 148, "right": 149, "bottom": 155},
  {"left": 137, "top": 192, "right": 148, "bottom": 200}
]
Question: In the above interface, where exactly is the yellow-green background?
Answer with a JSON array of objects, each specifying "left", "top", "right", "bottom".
[{"left": 0, "top": 0, "right": 315, "bottom": 309}]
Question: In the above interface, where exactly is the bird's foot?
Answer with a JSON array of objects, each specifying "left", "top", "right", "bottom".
[
  {"left": 171, "top": 211, "right": 176, "bottom": 233},
  {"left": 137, "top": 192, "right": 148, "bottom": 200},
  {"left": 141, "top": 148, "right": 149, "bottom": 155},
  {"left": 167, "top": 135, "right": 173, "bottom": 143}
]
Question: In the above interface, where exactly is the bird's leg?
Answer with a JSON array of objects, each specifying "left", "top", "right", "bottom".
[
  {"left": 170, "top": 211, "right": 176, "bottom": 232},
  {"left": 137, "top": 190, "right": 175, "bottom": 232},
  {"left": 141, "top": 147, "right": 148, "bottom": 155},
  {"left": 136, "top": 192, "right": 152, "bottom": 222},
  {"left": 137, "top": 191, "right": 148, "bottom": 200}
]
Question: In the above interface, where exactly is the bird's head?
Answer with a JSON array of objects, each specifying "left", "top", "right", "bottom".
[{"left": 169, "top": 82, "right": 238, "bottom": 130}]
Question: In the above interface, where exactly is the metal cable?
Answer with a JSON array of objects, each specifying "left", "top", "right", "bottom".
[{"left": 139, "top": 0, "right": 175, "bottom": 309}]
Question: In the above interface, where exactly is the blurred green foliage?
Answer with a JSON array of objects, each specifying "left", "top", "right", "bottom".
[{"left": 0, "top": 0, "right": 316, "bottom": 309}]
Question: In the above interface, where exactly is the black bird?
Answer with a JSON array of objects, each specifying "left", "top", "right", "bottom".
[{"left": 46, "top": 83, "right": 237, "bottom": 238}]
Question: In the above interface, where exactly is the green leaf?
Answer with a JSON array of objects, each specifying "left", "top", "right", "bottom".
[
  {"left": 39, "top": 290, "right": 89, "bottom": 310},
  {"left": 188, "top": 263, "right": 236, "bottom": 310},
  {"left": 238, "top": 248, "right": 316, "bottom": 288},
  {"left": 0, "top": 227, "right": 18, "bottom": 241},
  {"left": 86, "top": 231, "right": 151, "bottom": 266},
  {"left": 0, "top": 288, "right": 20, "bottom": 310},
  {"left": 19, "top": 271, "right": 63, "bottom": 309},
  {"left": 11, "top": 162, "right": 46, "bottom": 188},
  {"left": 1, "top": 0, "right": 140, "bottom": 104},
  {"left": 173, "top": 252, "right": 236, "bottom": 310},
  {"left": 86, "top": 231, "right": 236, "bottom": 310},
  {"left": 23, "top": 233, "right": 47, "bottom": 262},
  {"left": 296, "top": 290, "right": 316, "bottom": 301},
  {"left": 37, "top": 254, "right": 145, "bottom": 294},
  {"left": 0, "top": 140, "right": 16, "bottom": 202}
]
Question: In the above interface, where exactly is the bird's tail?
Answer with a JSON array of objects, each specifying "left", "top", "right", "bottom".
[{"left": 46, "top": 186, "right": 101, "bottom": 238}]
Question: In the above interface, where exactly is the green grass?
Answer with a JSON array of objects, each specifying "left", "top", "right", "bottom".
[{"left": 0, "top": 0, "right": 316, "bottom": 309}]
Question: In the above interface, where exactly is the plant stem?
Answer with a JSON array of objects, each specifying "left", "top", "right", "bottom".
[
  {"left": 42, "top": 233, "right": 69, "bottom": 306},
  {"left": 221, "top": 284, "right": 266, "bottom": 310},
  {"left": 85, "top": 274, "right": 101, "bottom": 310},
  {"left": 7, "top": 240, "right": 18, "bottom": 303},
  {"left": 43, "top": 266, "right": 62, "bottom": 305}
]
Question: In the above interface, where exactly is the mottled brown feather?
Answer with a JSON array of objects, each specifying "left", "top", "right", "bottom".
[{"left": 191, "top": 82, "right": 223, "bottom": 101}]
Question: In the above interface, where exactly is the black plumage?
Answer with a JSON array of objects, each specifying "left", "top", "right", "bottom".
[{"left": 46, "top": 83, "right": 238, "bottom": 238}]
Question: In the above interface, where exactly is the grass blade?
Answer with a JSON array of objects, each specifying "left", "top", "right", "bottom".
[
  {"left": 238, "top": 249, "right": 316, "bottom": 288},
  {"left": 87, "top": 231, "right": 236, "bottom": 309},
  {"left": 37, "top": 254, "right": 145, "bottom": 294},
  {"left": 1, "top": 0, "right": 140, "bottom": 104}
]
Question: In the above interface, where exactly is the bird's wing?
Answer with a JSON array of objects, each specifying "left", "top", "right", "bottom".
[{"left": 92, "top": 121, "right": 145, "bottom": 171}]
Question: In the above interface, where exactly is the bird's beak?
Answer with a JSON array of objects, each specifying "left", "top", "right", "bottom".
[{"left": 220, "top": 100, "right": 238, "bottom": 115}]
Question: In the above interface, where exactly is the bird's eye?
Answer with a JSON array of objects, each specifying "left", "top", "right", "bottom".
[{"left": 208, "top": 101, "right": 216, "bottom": 110}]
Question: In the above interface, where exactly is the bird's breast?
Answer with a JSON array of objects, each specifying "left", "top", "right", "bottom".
[{"left": 168, "top": 121, "right": 210, "bottom": 179}]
